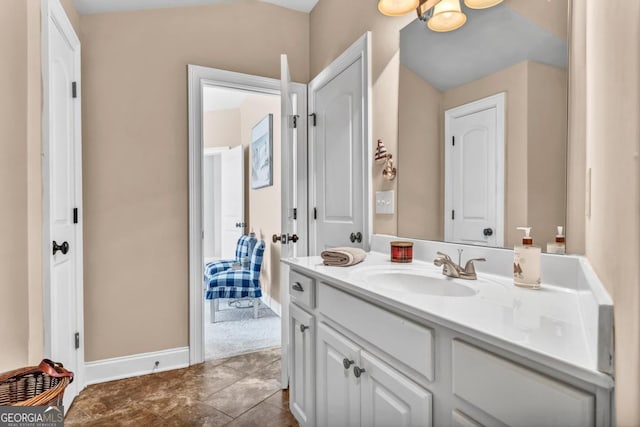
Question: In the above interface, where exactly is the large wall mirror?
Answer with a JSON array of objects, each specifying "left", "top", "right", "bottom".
[{"left": 397, "top": 0, "right": 570, "bottom": 252}]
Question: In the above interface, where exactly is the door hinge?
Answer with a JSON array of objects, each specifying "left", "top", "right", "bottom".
[
  {"left": 73, "top": 208, "right": 78, "bottom": 224},
  {"left": 72, "top": 81, "right": 77, "bottom": 99},
  {"left": 452, "top": 210, "right": 455, "bottom": 220},
  {"left": 313, "top": 207, "right": 317, "bottom": 220},
  {"left": 74, "top": 332, "right": 80, "bottom": 350},
  {"left": 293, "top": 208, "right": 297, "bottom": 220},
  {"left": 452, "top": 136, "right": 455, "bottom": 146},
  {"left": 309, "top": 113, "right": 317, "bottom": 127}
]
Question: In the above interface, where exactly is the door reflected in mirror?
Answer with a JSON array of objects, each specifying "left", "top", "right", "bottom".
[{"left": 397, "top": 0, "right": 569, "bottom": 252}]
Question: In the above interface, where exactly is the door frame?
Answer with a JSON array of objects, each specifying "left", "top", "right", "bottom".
[
  {"left": 41, "top": 0, "right": 85, "bottom": 392},
  {"left": 308, "top": 32, "right": 372, "bottom": 254},
  {"left": 187, "top": 65, "right": 306, "bottom": 365},
  {"left": 443, "top": 92, "right": 506, "bottom": 247}
]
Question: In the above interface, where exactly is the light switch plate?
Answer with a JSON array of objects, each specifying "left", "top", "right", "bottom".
[{"left": 376, "top": 191, "right": 394, "bottom": 214}]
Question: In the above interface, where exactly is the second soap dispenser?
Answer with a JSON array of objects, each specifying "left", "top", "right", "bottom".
[{"left": 513, "top": 227, "right": 541, "bottom": 289}]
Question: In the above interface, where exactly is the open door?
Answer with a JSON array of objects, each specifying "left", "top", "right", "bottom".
[
  {"left": 220, "top": 145, "right": 245, "bottom": 258},
  {"left": 279, "top": 54, "right": 308, "bottom": 388}
]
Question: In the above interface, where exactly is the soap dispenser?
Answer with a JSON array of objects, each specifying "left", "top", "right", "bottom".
[
  {"left": 514, "top": 227, "right": 541, "bottom": 289},
  {"left": 546, "top": 226, "right": 566, "bottom": 255}
]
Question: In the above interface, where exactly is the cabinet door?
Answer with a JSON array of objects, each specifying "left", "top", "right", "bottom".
[
  {"left": 290, "top": 304, "right": 315, "bottom": 426},
  {"left": 317, "top": 323, "right": 361, "bottom": 427},
  {"left": 361, "top": 351, "right": 433, "bottom": 427}
]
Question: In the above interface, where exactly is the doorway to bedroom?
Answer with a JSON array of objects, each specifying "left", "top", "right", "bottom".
[{"left": 202, "top": 85, "right": 282, "bottom": 362}]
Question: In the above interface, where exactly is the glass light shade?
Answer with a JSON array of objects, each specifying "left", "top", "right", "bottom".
[
  {"left": 378, "top": 0, "right": 420, "bottom": 16},
  {"left": 464, "top": 0, "right": 503, "bottom": 9},
  {"left": 427, "top": 0, "right": 467, "bottom": 32}
]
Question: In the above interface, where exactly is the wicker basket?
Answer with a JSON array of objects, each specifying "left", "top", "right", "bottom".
[{"left": 0, "top": 359, "right": 74, "bottom": 406}]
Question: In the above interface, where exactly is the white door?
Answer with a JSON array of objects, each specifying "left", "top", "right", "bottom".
[
  {"left": 42, "top": 0, "right": 83, "bottom": 409},
  {"left": 280, "top": 54, "right": 309, "bottom": 388},
  {"left": 220, "top": 145, "right": 245, "bottom": 259},
  {"left": 361, "top": 351, "right": 433, "bottom": 427},
  {"left": 445, "top": 93, "right": 505, "bottom": 247},
  {"left": 316, "top": 323, "right": 361, "bottom": 427},
  {"left": 309, "top": 34, "right": 370, "bottom": 254},
  {"left": 290, "top": 304, "right": 315, "bottom": 426}
]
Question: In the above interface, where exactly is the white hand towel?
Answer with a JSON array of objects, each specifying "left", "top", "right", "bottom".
[{"left": 321, "top": 247, "right": 367, "bottom": 267}]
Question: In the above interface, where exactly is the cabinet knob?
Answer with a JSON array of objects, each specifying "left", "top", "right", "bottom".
[
  {"left": 292, "top": 282, "right": 304, "bottom": 292},
  {"left": 343, "top": 358, "right": 355, "bottom": 370},
  {"left": 299, "top": 324, "right": 309, "bottom": 333},
  {"left": 353, "top": 366, "right": 366, "bottom": 378}
]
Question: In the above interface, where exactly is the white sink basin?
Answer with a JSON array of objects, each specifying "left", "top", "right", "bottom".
[{"left": 363, "top": 271, "right": 478, "bottom": 297}]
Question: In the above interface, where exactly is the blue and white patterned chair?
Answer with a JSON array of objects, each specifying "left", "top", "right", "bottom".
[
  {"left": 205, "top": 240, "right": 266, "bottom": 323},
  {"left": 204, "top": 234, "right": 257, "bottom": 278}
]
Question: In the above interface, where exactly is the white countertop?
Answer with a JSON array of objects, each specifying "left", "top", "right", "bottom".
[{"left": 282, "top": 251, "right": 614, "bottom": 389}]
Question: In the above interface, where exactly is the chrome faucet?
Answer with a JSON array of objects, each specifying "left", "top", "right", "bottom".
[{"left": 434, "top": 250, "right": 486, "bottom": 280}]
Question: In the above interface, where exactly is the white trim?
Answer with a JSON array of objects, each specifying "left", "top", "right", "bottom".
[
  {"left": 84, "top": 347, "right": 189, "bottom": 386},
  {"left": 204, "top": 146, "right": 229, "bottom": 156},
  {"left": 260, "top": 294, "right": 282, "bottom": 317},
  {"left": 443, "top": 92, "right": 506, "bottom": 247},
  {"left": 41, "top": 0, "right": 85, "bottom": 395},
  {"left": 308, "top": 32, "right": 372, "bottom": 254},
  {"left": 188, "top": 65, "right": 306, "bottom": 367}
]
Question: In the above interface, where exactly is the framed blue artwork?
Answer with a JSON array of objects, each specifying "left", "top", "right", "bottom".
[{"left": 251, "top": 114, "right": 273, "bottom": 189}]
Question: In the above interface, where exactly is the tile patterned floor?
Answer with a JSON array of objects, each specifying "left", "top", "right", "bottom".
[{"left": 65, "top": 347, "right": 299, "bottom": 426}]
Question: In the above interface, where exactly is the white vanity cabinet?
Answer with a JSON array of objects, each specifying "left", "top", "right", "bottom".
[
  {"left": 287, "top": 266, "right": 612, "bottom": 427},
  {"left": 289, "top": 298, "right": 315, "bottom": 425},
  {"left": 316, "top": 322, "right": 433, "bottom": 427}
]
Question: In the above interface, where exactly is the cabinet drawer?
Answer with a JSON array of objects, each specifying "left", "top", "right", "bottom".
[
  {"left": 452, "top": 340, "right": 595, "bottom": 427},
  {"left": 290, "top": 270, "right": 315, "bottom": 310},
  {"left": 318, "top": 284, "right": 434, "bottom": 381}
]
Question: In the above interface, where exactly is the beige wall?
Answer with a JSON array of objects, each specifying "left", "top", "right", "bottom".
[
  {"left": 26, "top": 0, "right": 44, "bottom": 366},
  {"left": 203, "top": 109, "right": 241, "bottom": 148},
  {"left": 310, "top": 0, "right": 414, "bottom": 236},
  {"left": 80, "top": 2, "right": 308, "bottom": 361},
  {"left": 60, "top": 0, "right": 80, "bottom": 34},
  {"left": 397, "top": 65, "right": 442, "bottom": 240},
  {"left": 566, "top": 0, "right": 587, "bottom": 254},
  {"left": 526, "top": 62, "right": 567, "bottom": 248},
  {"left": 583, "top": 1, "right": 640, "bottom": 425},
  {"left": 0, "top": 0, "right": 30, "bottom": 372}
]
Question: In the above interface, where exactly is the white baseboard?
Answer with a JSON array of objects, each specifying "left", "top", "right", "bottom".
[
  {"left": 84, "top": 346, "right": 189, "bottom": 386},
  {"left": 261, "top": 294, "right": 282, "bottom": 317}
]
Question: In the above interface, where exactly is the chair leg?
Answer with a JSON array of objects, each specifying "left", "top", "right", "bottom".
[
  {"left": 210, "top": 298, "right": 219, "bottom": 323},
  {"left": 253, "top": 298, "right": 259, "bottom": 319}
]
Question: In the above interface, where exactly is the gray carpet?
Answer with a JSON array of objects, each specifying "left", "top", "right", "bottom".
[{"left": 204, "top": 300, "right": 281, "bottom": 361}]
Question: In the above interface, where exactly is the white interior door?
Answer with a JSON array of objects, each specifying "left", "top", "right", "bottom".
[
  {"left": 445, "top": 93, "right": 505, "bottom": 247},
  {"left": 42, "top": 0, "right": 83, "bottom": 409},
  {"left": 280, "top": 54, "right": 309, "bottom": 388},
  {"left": 203, "top": 153, "right": 223, "bottom": 260},
  {"left": 220, "top": 145, "right": 245, "bottom": 259},
  {"left": 309, "top": 34, "right": 371, "bottom": 254}
]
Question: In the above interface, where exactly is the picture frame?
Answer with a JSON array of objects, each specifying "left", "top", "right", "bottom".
[{"left": 251, "top": 114, "right": 273, "bottom": 189}]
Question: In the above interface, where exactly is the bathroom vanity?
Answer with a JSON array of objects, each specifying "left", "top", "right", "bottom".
[{"left": 282, "top": 236, "right": 614, "bottom": 427}]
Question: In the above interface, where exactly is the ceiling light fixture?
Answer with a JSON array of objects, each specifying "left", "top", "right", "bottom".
[
  {"left": 378, "top": 0, "right": 503, "bottom": 33},
  {"left": 378, "top": 0, "right": 420, "bottom": 16},
  {"left": 464, "top": 0, "right": 503, "bottom": 9},
  {"left": 427, "top": 0, "right": 467, "bottom": 32}
]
